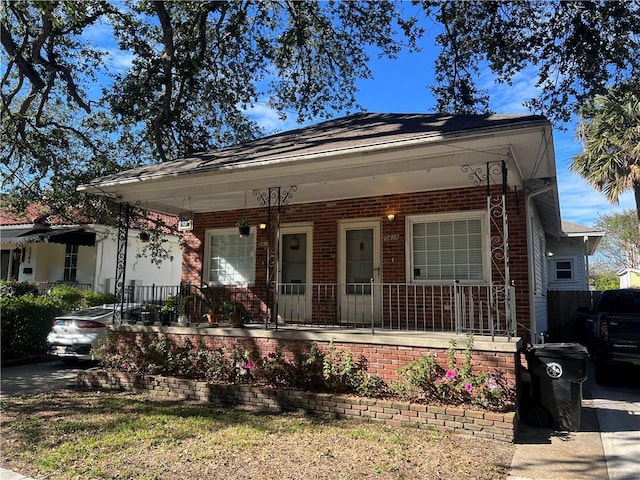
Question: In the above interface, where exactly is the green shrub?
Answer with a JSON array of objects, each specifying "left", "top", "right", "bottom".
[
  {"left": 47, "top": 284, "right": 85, "bottom": 310},
  {"left": 0, "top": 280, "right": 39, "bottom": 297},
  {"left": 82, "top": 291, "right": 117, "bottom": 307},
  {"left": 389, "top": 335, "right": 515, "bottom": 412},
  {"left": 95, "top": 332, "right": 512, "bottom": 411},
  {"left": 0, "top": 295, "right": 65, "bottom": 361}
]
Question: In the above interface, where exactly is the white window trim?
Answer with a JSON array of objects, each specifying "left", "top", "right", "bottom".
[
  {"left": 553, "top": 258, "right": 574, "bottom": 281},
  {"left": 203, "top": 227, "right": 256, "bottom": 286},
  {"left": 405, "top": 211, "right": 490, "bottom": 284}
]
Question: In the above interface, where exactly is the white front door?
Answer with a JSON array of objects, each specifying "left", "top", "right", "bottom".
[
  {"left": 278, "top": 225, "right": 312, "bottom": 323},
  {"left": 339, "top": 220, "right": 382, "bottom": 326}
]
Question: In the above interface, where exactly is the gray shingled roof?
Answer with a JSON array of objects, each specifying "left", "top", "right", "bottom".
[
  {"left": 85, "top": 112, "right": 547, "bottom": 185},
  {"left": 561, "top": 220, "right": 604, "bottom": 236}
]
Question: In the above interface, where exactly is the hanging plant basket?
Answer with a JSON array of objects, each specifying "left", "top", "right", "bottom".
[{"left": 236, "top": 218, "right": 250, "bottom": 237}]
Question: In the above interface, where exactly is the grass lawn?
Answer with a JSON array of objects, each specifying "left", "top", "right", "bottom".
[{"left": 0, "top": 388, "right": 514, "bottom": 479}]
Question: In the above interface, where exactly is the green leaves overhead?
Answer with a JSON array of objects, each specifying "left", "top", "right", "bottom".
[{"left": 1, "top": 0, "right": 638, "bottom": 223}]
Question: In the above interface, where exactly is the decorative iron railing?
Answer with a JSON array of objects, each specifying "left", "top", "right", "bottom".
[{"left": 123, "top": 282, "right": 516, "bottom": 340}]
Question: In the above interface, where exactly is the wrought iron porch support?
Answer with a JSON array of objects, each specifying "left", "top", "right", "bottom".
[
  {"left": 253, "top": 186, "right": 297, "bottom": 330},
  {"left": 461, "top": 160, "right": 514, "bottom": 339},
  {"left": 113, "top": 203, "right": 130, "bottom": 326}
]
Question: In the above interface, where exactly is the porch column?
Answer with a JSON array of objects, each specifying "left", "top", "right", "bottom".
[
  {"left": 253, "top": 186, "right": 296, "bottom": 329},
  {"left": 113, "top": 203, "right": 130, "bottom": 326}
]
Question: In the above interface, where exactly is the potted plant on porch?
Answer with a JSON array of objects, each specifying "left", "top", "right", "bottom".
[
  {"left": 159, "top": 297, "right": 178, "bottom": 326},
  {"left": 236, "top": 218, "right": 250, "bottom": 237},
  {"left": 222, "top": 301, "right": 247, "bottom": 328},
  {"left": 140, "top": 303, "right": 156, "bottom": 325}
]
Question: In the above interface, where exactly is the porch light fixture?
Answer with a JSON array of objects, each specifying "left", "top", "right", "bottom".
[
  {"left": 386, "top": 213, "right": 396, "bottom": 223},
  {"left": 259, "top": 222, "right": 267, "bottom": 230}
]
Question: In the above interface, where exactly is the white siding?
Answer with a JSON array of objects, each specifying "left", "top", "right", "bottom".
[
  {"left": 528, "top": 207, "right": 548, "bottom": 343},
  {"left": 546, "top": 238, "right": 588, "bottom": 290}
]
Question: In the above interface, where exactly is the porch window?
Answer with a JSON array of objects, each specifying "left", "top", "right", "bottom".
[
  {"left": 409, "top": 212, "right": 486, "bottom": 282},
  {"left": 205, "top": 228, "right": 255, "bottom": 285},
  {"left": 553, "top": 259, "right": 573, "bottom": 280},
  {"left": 63, "top": 244, "right": 78, "bottom": 282}
]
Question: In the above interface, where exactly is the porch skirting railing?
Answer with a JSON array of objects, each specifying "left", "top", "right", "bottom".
[
  {"left": 123, "top": 282, "right": 516, "bottom": 340},
  {"left": 37, "top": 281, "right": 93, "bottom": 295}
]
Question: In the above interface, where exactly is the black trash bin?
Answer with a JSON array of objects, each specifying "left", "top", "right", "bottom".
[{"left": 523, "top": 342, "right": 589, "bottom": 431}]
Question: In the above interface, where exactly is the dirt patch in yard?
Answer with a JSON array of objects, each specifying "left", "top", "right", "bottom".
[{"left": 0, "top": 388, "right": 514, "bottom": 479}]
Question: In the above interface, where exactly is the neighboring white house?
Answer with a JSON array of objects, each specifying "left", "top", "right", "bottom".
[
  {"left": 618, "top": 268, "right": 640, "bottom": 288},
  {"left": 0, "top": 219, "right": 182, "bottom": 294},
  {"left": 546, "top": 220, "right": 604, "bottom": 291}
]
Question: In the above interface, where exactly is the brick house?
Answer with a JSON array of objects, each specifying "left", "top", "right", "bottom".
[{"left": 78, "top": 113, "right": 593, "bottom": 389}]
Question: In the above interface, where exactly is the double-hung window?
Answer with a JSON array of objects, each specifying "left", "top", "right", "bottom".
[
  {"left": 63, "top": 244, "right": 78, "bottom": 282},
  {"left": 553, "top": 259, "right": 573, "bottom": 281},
  {"left": 204, "top": 228, "right": 255, "bottom": 285},
  {"left": 408, "top": 212, "right": 487, "bottom": 283}
]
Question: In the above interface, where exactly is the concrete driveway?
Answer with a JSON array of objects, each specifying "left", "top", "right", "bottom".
[
  {"left": 0, "top": 359, "right": 90, "bottom": 398},
  {"left": 590, "top": 372, "right": 640, "bottom": 480},
  {"left": 509, "top": 363, "right": 640, "bottom": 480}
]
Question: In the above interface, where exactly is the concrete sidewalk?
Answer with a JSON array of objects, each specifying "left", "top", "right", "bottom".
[
  {"left": 0, "top": 468, "right": 34, "bottom": 480},
  {"left": 508, "top": 395, "right": 609, "bottom": 480}
]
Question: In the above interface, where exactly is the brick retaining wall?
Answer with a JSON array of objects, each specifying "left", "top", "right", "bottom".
[{"left": 78, "top": 369, "right": 518, "bottom": 443}]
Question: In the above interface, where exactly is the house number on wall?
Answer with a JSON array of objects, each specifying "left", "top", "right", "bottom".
[{"left": 383, "top": 234, "right": 399, "bottom": 241}]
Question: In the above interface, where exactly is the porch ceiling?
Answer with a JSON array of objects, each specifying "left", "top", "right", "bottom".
[{"left": 78, "top": 113, "right": 559, "bottom": 229}]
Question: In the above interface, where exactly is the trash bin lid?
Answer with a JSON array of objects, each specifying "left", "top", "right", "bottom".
[{"left": 529, "top": 342, "right": 589, "bottom": 359}]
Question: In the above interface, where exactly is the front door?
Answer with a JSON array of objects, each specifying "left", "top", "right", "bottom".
[
  {"left": 278, "top": 225, "right": 312, "bottom": 323},
  {"left": 339, "top": 220, "right": 381, "bottom": 326}
]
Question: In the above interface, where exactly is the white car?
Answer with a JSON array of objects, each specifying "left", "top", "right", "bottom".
[{"left": 47, "top": 304, "right": 140, "bottom": 361}]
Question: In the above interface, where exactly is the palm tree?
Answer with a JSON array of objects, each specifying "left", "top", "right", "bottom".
[{"left": 570, "top": 81, "right": 640, "bottom": 221}]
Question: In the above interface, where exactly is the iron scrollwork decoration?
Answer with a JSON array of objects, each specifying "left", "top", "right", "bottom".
[
  {"left": 113, "top": 203, "right": 131, "bottom": 326},
  {"left": 461, "top": 160, "right": 514, "bottom": 337},
  {"left": 252, "top": 186, "right": 297, "bottom": 328}
]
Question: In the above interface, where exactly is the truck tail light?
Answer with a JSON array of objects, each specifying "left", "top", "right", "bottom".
[{"left": 600, "top": 322, "right": 609, "bottom": 341}]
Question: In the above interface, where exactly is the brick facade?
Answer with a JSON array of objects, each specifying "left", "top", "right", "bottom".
[{"left": 181, "top": 185, "right": 531, "bottom": 336}]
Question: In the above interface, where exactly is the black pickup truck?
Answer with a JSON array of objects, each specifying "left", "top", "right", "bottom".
[{"left": 579, "top": 288, "right": 640, "bottom": 384}]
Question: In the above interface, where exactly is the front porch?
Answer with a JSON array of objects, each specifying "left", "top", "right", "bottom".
[
  {"left": 114, "top": 283, "right": 523, "bottom": 392},
  {"left": 122, "top": 281, "right": 517, "bottom": 340}
]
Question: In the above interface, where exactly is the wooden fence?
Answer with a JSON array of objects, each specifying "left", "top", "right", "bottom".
[{"left": 546, "top": 290, "right": 601, "bottom": 343}]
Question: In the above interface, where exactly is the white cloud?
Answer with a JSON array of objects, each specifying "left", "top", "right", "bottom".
[{"left": 243, "top": 103, "right": 302, "bottom": 135}]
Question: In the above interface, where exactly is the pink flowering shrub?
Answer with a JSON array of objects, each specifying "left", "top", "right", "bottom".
[
  {"left": 391, "top": 335, "right": 515, "bottom": 412},
  {"left": 95, "top": 332, "right": 511, "bottom": 410}
]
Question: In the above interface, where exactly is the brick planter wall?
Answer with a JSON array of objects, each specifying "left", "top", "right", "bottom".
[
  {"left": 78, "top": 369, "right": 518, "bottom": 443},
  {"left": 111, "top": 328, "right": 522, "bottom": 389}
]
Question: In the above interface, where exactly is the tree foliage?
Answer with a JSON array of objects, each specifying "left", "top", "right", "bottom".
[
  {"left": 570, "top": 80, "right": 640, "bottom": 220},
  {"left": 593, "top": 210, "right": 640, "bottom": 271},
  {"left": 1, "top": 0, "right": 638, "bottom": 222}
]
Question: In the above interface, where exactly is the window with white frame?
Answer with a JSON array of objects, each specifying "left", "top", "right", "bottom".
[
  {"left": 409, "top": 213, "right": 486, "bottom": 282},
  {"left": 553, "top": 259, "right": 573, "bottom": 281},
  {"left": 63, "top": 244, "right": 78, "bottom": 282},
  {"left": 205, "top": 229, "right": 255, "bottom": 285}
]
